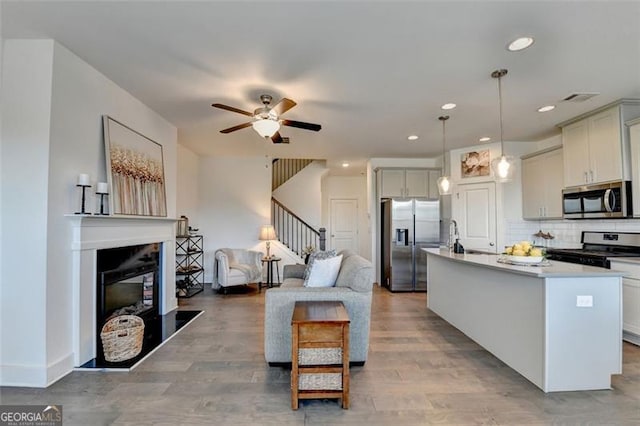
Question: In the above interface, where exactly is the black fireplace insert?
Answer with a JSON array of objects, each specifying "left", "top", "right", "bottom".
[{"left": 96, "top": 243, "right": 161, "bottom": 364}]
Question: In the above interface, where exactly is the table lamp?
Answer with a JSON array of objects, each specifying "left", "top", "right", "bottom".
[{"left": 259, "top": 225, "right": 277, "bottom": 259}]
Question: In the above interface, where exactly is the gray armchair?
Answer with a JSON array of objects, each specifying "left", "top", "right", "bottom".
[{"left": 213, "top": 248, "right": 263, "bottom": 292}]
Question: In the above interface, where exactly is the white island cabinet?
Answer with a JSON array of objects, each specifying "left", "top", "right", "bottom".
[{"left": 425, "top": 249, "right": 624, "bottom": 392}]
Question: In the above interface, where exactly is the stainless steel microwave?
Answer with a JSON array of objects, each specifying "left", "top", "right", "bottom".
[{"left": 562, "top": 181, "right": 632, "bottom": 219}]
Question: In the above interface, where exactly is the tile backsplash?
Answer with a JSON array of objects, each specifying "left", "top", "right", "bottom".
[{"left": 505, "top": 218, "right": 640, "bottom": 249}]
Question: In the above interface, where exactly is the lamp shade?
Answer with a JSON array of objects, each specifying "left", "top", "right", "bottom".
[
  {"left": 259, "top": 225, "right": 277, "bottom": 241},
  {"left": 252, "top": 118, "right": 280, "bottom": 138}
]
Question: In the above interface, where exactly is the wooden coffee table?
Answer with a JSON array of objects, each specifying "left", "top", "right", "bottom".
[{"left": 291, "top": 301, "right": 350, "bottom": 410}]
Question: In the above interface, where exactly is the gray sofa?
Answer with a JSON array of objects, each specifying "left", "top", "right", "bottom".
[{"left": 264, "top": 250, "right": 374, "bottom": 365}]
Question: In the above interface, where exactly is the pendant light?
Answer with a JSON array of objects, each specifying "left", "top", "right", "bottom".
[
  {"left": 489, "top": 69, "right": 515, "bottom": 182},
  {"left": 436, "top": 115, "right": 452, "bottom": 196}
]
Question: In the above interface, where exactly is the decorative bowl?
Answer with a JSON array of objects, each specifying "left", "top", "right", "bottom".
[{"left": 503, "top": 255, "right": 544, "bottom": 264}]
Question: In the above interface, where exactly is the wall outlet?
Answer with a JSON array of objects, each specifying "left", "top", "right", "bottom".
[{"left": 576, "top": 295, "right": 593, "bottom": 307}]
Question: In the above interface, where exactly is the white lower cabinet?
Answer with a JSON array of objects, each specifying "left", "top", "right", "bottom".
[{"left": 609, "top": 260, "right": 640, "bottom": 345}]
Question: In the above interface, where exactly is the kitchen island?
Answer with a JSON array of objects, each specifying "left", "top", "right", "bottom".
[{"left": 425, "top": 248, "right": 624, "bottom": 392}]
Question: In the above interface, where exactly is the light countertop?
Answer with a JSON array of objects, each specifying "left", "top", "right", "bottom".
[{"left": 424, "top": 248, "right": 627, "bottom": 278}]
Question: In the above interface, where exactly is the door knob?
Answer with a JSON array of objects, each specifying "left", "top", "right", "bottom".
[{"left": 489, "top": 242, "right": 495, "bottom": 246}]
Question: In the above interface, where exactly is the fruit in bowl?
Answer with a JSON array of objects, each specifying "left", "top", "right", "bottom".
[{"left": 503, "top": 241, "right": 545, "bottom": 263}]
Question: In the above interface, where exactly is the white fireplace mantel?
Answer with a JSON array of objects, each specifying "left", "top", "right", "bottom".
[{"left": 67, "top": 215, "right": 178, "bottom": 366}]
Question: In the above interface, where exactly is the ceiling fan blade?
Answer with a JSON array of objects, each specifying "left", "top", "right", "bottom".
[
  {"left": 220, "top": 122, "right": 252, "bottom": 133},
  {"left": 212, "top": 103, "right": 254, "bottom": 117},
  {"left": 272, "top": 98, "right": 297, "bottom": 116},
  {"left": 282, "top": 119, "right": 321, "bottom": 132},
  {"left": 271, "top": 132, "right": 283, "bottom": 144}
]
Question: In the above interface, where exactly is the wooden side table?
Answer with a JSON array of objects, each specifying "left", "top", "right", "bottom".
[{"left": 291, "top": 301, "right": 350, "bottom": 410}]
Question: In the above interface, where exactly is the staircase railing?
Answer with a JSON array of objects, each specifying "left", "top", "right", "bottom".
[
  {"left": 272, "top": 158, "right": 314, "bottom": 191},
  {"left": 271, "top": 197, "right": 325, "bottom": 257}
]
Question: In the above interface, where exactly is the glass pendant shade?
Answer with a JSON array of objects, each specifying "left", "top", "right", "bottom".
[
  {"left": 252, "top": 118, "right": 280, "bottom": 138},
  {"left": 437, "top": 175, "right": 452, "bottom": 195},
  {"left": 491, "top": 68, "right": 515, "bottom": 183},
  {"left": 437, "top": 115, "right": 452, "bottom": 196},
  {"left": 491, "top": 154, "right": 516, "bottom": 182}
]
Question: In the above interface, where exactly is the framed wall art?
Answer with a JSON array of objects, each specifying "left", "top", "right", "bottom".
[
  {"left": 460, "top": 149, "right": 490, "bottom": 178},
  {"left": 103, "top": 116, "right": 167, "bottom": 216}
]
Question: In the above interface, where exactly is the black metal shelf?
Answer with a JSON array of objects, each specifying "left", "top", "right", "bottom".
[{"left": 176, "top": 235, "right": 204, "bottom": 298}]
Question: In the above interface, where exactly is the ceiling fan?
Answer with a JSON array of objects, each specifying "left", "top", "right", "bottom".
[{"left": 212, "top": 94, "right": 321, "bottom": 144}]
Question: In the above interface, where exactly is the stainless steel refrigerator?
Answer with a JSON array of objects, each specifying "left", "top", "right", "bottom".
[{"left": 381, "top": 198, "right": 440, "bottom": 292}]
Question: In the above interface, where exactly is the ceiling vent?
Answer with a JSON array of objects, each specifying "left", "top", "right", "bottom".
[{"left": 562, "top": 92, "right": 600, "bottom": 102}]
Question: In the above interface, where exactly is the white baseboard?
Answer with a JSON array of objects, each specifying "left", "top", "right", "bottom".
[{"left": 0, "top": 352, "right": 74, "bottom": 388}]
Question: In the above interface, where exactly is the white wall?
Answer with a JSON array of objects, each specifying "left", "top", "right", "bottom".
[
  {"left": 272, "top": 160, "right": 327, "bottom": 229},
  {"left": 1, "top": 40, "right": 53, "bottom": 386},
  {"left": 322, "top": 175, "right": 371, "bottom": 260},
  {"left": 198, "top": 156, "right": 273, "bottom": 283},
  {"left": 0, "top": 40, "right": 178, "bottom": 387},
  {"left": 177, "top": 144, "right": 200, "bottom": 226}
]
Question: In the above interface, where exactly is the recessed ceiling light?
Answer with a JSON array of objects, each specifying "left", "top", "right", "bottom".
[
  {"left": 537, "top": 105, "right": 555, "bottom": 112},
  {"left": 342, "top": 162, "right": 350, "bottom": 168},
  {"left": 441, "top": 103, "right": 457, "bottom": 110},
  {"left": 479, "top": 137, "right": 491, "bottom": 142},
  {"left": 507, "top": 36, "right": 534, "bottom": 52},
  {"left": 407, "top": 135, "right": 419, "bottom": 141}
]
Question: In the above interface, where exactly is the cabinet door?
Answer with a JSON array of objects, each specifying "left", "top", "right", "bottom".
[
  {"left": 428, "top": 170, "right": 441, "bottom": 199},
  {"left": 405, "top": 169, "right": 429, "bottom": 197},
  {"left": 631, "top": 123, "right": 640, "bottom": 217},
  {"left": 542, "top": 149, "right": 564, "bottom": 219},
  {"left": 588, "top": 107, "right": 622, "bottom": 184},
  {"left": 562, "top": 119, "right": 590, "bottom": 187},
  {"left": 522, "top": 156, "right": 545, "bottom": 219},
  {"left": 622, "top": 278, "right": 640, "bottom": 336},
  {"left": 452, "top": 182, "right": 497, "bottom": 252},
  {"left": 380, "top": 169, "right": 405, "bottom": 197}
]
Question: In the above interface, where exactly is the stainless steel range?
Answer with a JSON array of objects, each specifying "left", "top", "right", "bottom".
[{"left": 546, "top": 231, "right": 640, "bottom": 268}]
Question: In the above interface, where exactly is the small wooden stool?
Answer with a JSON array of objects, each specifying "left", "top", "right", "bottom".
[{"left": 291, "top": 301, "right": 350, "bottom": 410}]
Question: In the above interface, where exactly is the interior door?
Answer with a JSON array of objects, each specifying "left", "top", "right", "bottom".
[
  {"left": 452, "top": 182, "right": 497, "bottom": 252},
  {"left": 330, "top": 198, "right": 358, "bottom": 253}
]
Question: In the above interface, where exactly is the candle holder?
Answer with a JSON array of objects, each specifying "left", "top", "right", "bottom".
[
  {"left": 95, "top": 191, "right": 109, "bottom": 215},
  {"left": 75, "top": 184, "right": 92, "bottom": 215}
]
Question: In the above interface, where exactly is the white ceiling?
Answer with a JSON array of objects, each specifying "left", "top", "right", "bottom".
[{"left": 3, "top": 1, "right": 640, "bottom": 174}]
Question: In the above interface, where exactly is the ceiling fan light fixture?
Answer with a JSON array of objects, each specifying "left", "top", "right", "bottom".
[{"left": 252, "top": 118, "right": 280, "bottom": 138}]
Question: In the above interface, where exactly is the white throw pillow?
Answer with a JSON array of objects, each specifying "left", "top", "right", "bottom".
[{"left": 304, "top": 254, "right": 343, "bottom": 288}]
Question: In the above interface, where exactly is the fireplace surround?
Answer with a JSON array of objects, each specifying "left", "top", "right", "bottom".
[{"left": 68, "top": 215, "right": 177, "bottom": 367}]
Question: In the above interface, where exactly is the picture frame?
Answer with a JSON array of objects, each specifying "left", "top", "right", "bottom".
[
  {"left": 460, "top": 149, "right": 490, "bottom": 178},
  {"left": 103, "top": 116, "right": 167, "bottom": 216}
]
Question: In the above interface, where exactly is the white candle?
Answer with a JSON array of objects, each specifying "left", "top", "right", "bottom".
[
  {"left": 77, "top": 174, "right": 90, "bottom": 186},
  {"left": 97, "top": 182, "right": 108, "bottom": 193}
]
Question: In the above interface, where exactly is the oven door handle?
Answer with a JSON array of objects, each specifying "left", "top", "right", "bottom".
[{"left": 604, "top": 189, "right": 616, "bottom": 212}]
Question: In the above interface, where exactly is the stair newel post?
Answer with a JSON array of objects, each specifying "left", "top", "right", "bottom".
[{"left": 319, "top": 228, "right": 326, "bottom": 251}]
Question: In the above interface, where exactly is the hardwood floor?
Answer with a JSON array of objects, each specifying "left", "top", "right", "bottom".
[{"left": 2, "top": 285, "right": 639, "bottom": 425}]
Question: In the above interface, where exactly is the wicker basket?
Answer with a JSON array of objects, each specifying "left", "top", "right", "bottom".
[
  {"left": 299, "top": 373, "right": 342, "bottom": 390},
  {"left": 100, "top": 315, "right": 144, "bottom": 362}
]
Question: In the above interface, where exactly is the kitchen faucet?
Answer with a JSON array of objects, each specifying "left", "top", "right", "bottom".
[
  {"left": 449, "top": 219, "right": 458, "bottom": 250},
  {"left": 449, "top": 219, "right": 464, "bottom": 253}
]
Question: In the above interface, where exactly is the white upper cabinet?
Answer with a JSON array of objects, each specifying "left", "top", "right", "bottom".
[
  {"left": 629, "top": 119, "right": 640, "bottom": 217},
  {"left": 380, "top": 169, "right": 405, "bottom": 197},
  {"left": 561, "top": 101, "right": 640, "bottom": 188},
  {"left": 379, "top": 168, "right": 441, "bottom": 199},
  {"left": 405, "top": 169, "right": 429, "bottom": 197},
  {"left": 522, "top": 147, "right": 563, "bottom": 220}
]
